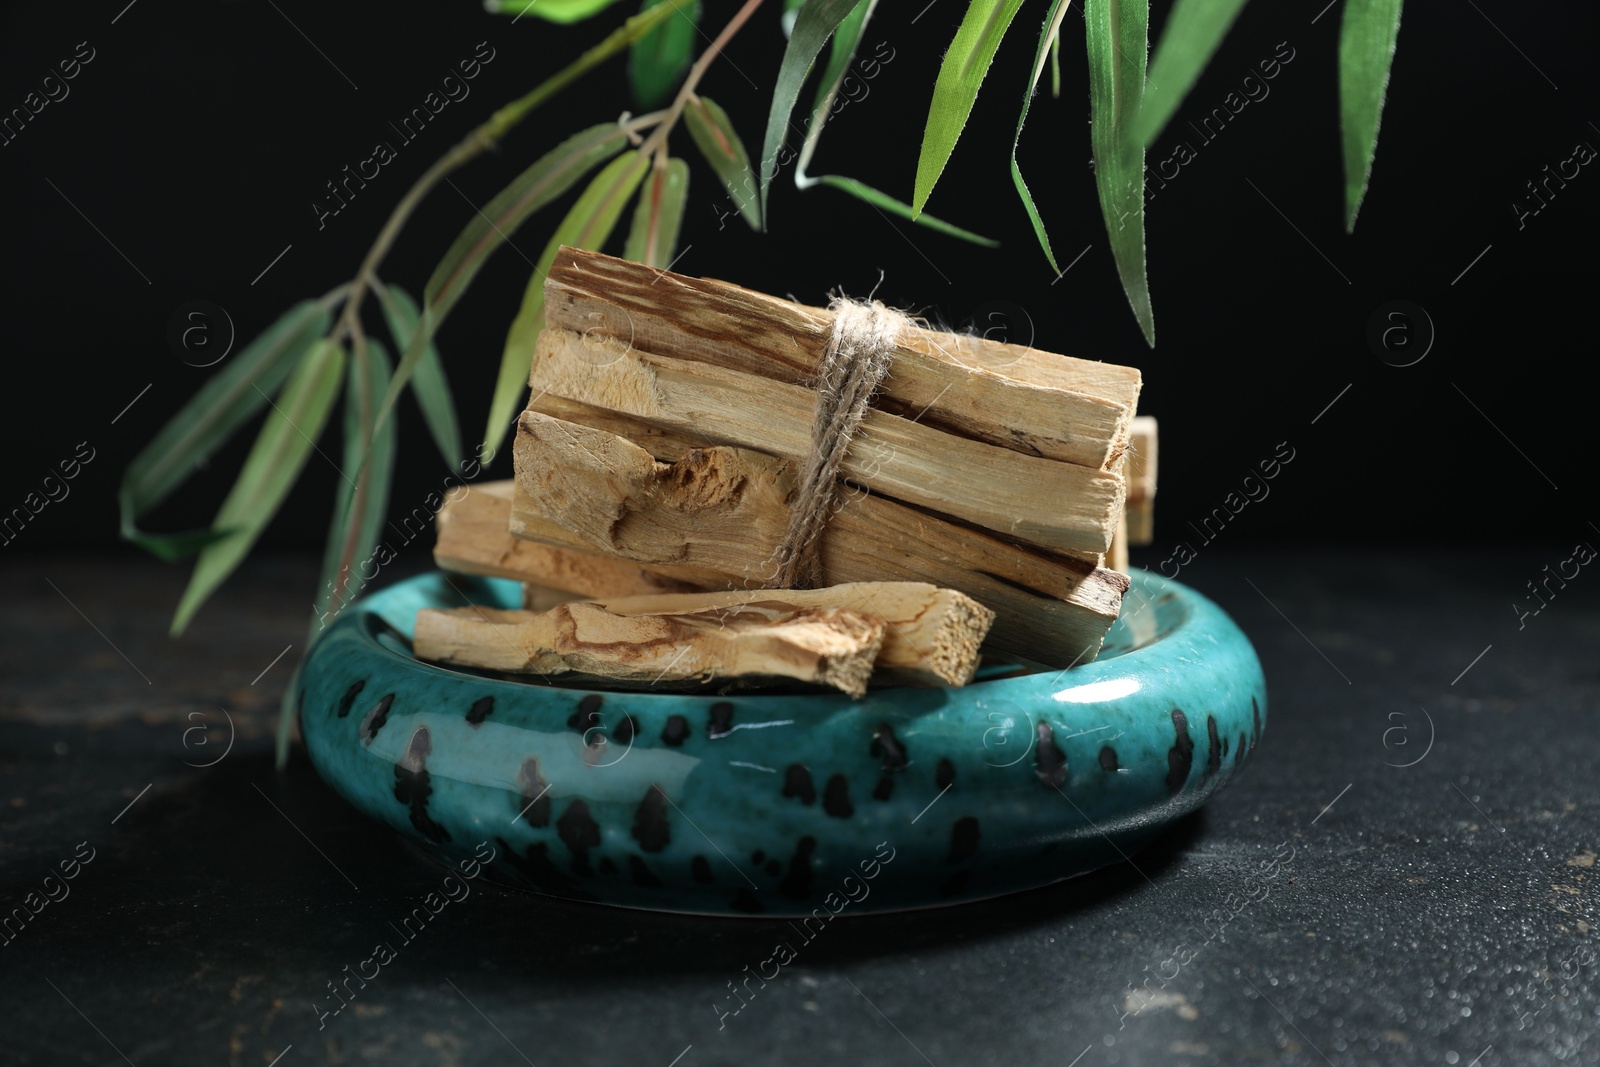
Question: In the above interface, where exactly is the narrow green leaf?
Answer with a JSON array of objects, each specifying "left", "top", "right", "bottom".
[
  {"left": 912, "top": 0, "right": 1028, "bottom": 217},
  {"left": 485, "top": 151, "right": 652, "bottom": 462},
  {"left": 760, "top": 0, "right": 862, "bottom": 223},
  {"left": 1011, "top": 0, "right": 1074, "bottom": 272},
  {"left": 814, "top": 175, "right": 999, "bottom": 246},
  {"left": 317, "top": 338, "right": 397, "bottom": 626},
  {"left": 793, "top": 0, "right": 877, "bottom": 183},
  {"left": 1339, "top": 0, "right": 1403, "bottom": 232},
  {"left": 375, "top": 124, "right": 630, "bottom": 451},
  {"left": 1085, "top": 0, "right": 1156, "bottom": 346},
  {"left": 809, "top": 0, "right": 874, "bottom": 119},
  {"left": 685, "top": 96, "right": 762, "bottom": 230},
  {"left": 629, "top": 0, "right": 701, "bottom": 109},
  {"left": 1129, "top": 0, "right": 1251, "bottom": 149},
  {"left": 1050, "top": 17, "right": 1063, "bottom": 96},
  {"left": 119, "top": 301, "right": 329, "bottom": 559},
  {"left": 625, "top": 157, "right": 691, "bottom": 267},
  {"left": 378, "top": 285, "right": 461, "bottom": 470},
  {"left": 171, "top": 339, "right": 346, "bottom": 635},
  {"left": 489, "top": 0, "right": 628, "bottom": 23}
]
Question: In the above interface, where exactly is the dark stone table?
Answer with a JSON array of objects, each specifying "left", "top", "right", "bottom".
[{"left": 3, "top": 550, "right": 1595, "bottom": 1066}]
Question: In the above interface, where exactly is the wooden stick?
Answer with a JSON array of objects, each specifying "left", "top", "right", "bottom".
[
  {"left": 415, "top": 601, "right": 887, "bottom": 697},
  {"left": 545, "top": 247, "right": 1141, "bottom": 470},
  {"left": 529, "top": 325, "right": 1124, "bottom": 556},
  {"left": 1125, "top": 415, "right": 1158, "bottom": 545},
  {"left": 580, "top": 582, "right": 994, "bottom": 687},
  {"left": 435, "top": 480, "right": 708, "bottom": 597},
  {"left": 511, "top": 411, "right": 1128, "bottom": 666}
]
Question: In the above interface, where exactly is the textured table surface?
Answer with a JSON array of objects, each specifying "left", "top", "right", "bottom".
[{"left": 2, "top": 550, "right": 1595, "bottom": 1066}]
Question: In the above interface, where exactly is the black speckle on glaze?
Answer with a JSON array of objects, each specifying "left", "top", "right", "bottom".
[
  {"left": 778, "top": 836, "right": 817, "bottom": 899},
  {"left": 731, "top": 888, "right": 764, "bottom": 913},
  {"left": 661, "top": 715, "right": 690, "bottom": 746},
  {"left": 948, "top": 816, "right": 980, "bottom": 863},
  {"left": 1034, "top": 721, "right": 1067, "bottom": 787},
  {"left": 1201, "top": 715, "right": 1222, "bottom": 785},
  {"left": 360, "top": 693, "right": 395, "bottom": 743},
  {"left": 515, "top": 758, "right": 551, "bottom": 827},
  {"left": 1166, "top": 708, "right": 1194, "bottom": 797},
  {"left": 496, "top": 837, "right": 596, "bottom": 902},
  {"left": 614, "top": 714, "right": 638, "bottom": 746},
  {"left": 870, "top": 723, "right": 908, "bottom": 800},
  {"left": 466, "top": 696, "right": 494, "bottom": 725},
  {"left": 765, "top": 859, "right": 782, "bottom": 877},
  {"left": 782, "top": 765, "right": 817, "bottom": 805},
  {"left": 1098, "top": 746, "right": 1119, "bottom": 772},
  {"left": 936, "top": 758, "right": 956, "bottom": 790},
  {"left": 393, "top": 727, "right": 450, "bottom": 843},
  {"left": 568, "top": 694, "right": 603, "bottom": 733},
  {"left": 628, "top": 855, "right": 663, "bottom": 888},
  {"left": 692, "top": 855, "right": 714, "bottom": 883},
  {"left": 556, "top": 799, "right": 602, "bottom": 876},
  {"left": 337, "top": 679, "right": 365, "bottom": 718},
  {"left": 598, "top": 857, "right": 618, "bottom": 876},
  {"left": 708, "top": 701, "right": 735, "bottom": 738},
  {"left": 631, "top": 785, "right": 670, "bottom": 852},
  {"left": 823, "top": 775, "right": 854, "bottom": 818},
  {"left": 939, "top": 870, "right": 970, "bottom": 897}
]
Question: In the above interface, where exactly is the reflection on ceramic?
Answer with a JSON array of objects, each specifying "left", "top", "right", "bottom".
[{"left": 299, "top": 568, "right": 1265, "bottom": 915}]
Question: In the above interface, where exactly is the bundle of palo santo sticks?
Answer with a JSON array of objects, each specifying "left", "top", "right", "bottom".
[{"left": 415, "top": 248, "right": 1158, "bottom": 697}]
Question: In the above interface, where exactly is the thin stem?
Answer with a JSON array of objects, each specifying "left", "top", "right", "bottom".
[{"left": 638, "top": 0, "right": 766, "bottom": 158}]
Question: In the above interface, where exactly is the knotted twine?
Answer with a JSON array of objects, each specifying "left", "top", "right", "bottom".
[{"left": 765, "top": 296, "right": 909, "bottom": 590}]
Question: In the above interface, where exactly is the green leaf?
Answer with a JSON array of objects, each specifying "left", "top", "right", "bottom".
[
  {"left": 685, "top": 95, "right": 761, "bottom": 231},
  {"left": 912, "top": 0, "right": 1028, "bottom": 217},
  {"left": 1339, "top": 0, "right": 1403, "bottom": 232},
  {"left": 489, "top": 0, "right": 628, "bottom": 24},
  {"left": 782, "top": 0, "right": 807, "bottom": 38},
  {"left": 375, "top": 124, "right": 630, "bottom": 453},
  {"left": 171, "top": 339, "right": 346, "bottom": 635},
  {"left": 378, "top": 284, "right": 461, "bottom": 469},
  {"left": 629, "top": 0, "right": 700, "bottom": 109},
  {"left": 625, "top": 157, "right": 691, "bottom": 267},
  {"left": 1010, "top": 0, "right": 1075, "bottom": 272},
  {"left": 1129, "top": 0, "right": 1251, "bottom": 149},
  {"left": 760, "top": 0, "right": 862, "bottom": 223},
  {"left": 809, "top": 0, "right": 874, "bottom": 119},
  {"left": 317, "top": 338, "right": 396, "bottom": 627},
  {"left": 119, "top": 300, "right": 329, "bottom": 561},
  {"left": 814, "top": 175, "right": 999, "bottom": 246},
  {"left": 1085, "top": 0, "right": 1155, "bottom": 346},
  {"left": 485, "top": 150, "right": 652, "bottom": 462}
]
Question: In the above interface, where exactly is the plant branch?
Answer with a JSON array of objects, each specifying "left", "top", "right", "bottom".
[{"left": 638, "top": 0, "right": 766, "bottom": 158}]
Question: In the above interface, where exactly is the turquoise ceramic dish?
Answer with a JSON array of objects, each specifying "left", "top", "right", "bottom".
[{"left": 298, "top": 568, "right": 1265, "bottom": 915}]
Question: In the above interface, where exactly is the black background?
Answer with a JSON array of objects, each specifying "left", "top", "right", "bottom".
[{"left": 1, "top": 0, "right": 1595, "bottom": 568}]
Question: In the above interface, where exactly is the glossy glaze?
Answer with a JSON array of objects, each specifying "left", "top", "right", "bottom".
[{"left": 299, "top": 568, "right": 1265, "bottom": 915}]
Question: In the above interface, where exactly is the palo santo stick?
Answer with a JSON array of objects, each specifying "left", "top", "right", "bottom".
[
  {"left": 435, "top": 481, "right": 709, "bottom": 596},
  {"left": 581, "top": 582, "right": 994, "bottom": 687},
  {"left": 545, "top": 247, "right": 1140, "bottom": 470},
  {"left": 530, "top": 325, "right": 1124, "bottom": 557},
  {"left": 1125, "top": 415, "right": 1158, "bottom": 545},
  {"left": 415, "top": 602, "right": 887, "bottom": 698},
  {"left": 511, "top": 411, "right": 1127, "bottom": 666}
]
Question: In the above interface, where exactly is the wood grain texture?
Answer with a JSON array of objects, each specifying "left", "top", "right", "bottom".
[
  {"left": 434, "top": 481, "right": 707, "bottom": 597},
  {"left": 528, "top": 325, "right": 1125, "bottom": 556},
  {"left": 545, "top": 247, "right": 1141, "bottom": 470},
  {"left": 1125, "top": 415, "right": 1158, "bottom": 545},
  {"left": 415, "top": 601, "right": 887, "bottom": 697},
  {"left": 511, "top": 411, "right": 1127, "bottom": 666}
]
